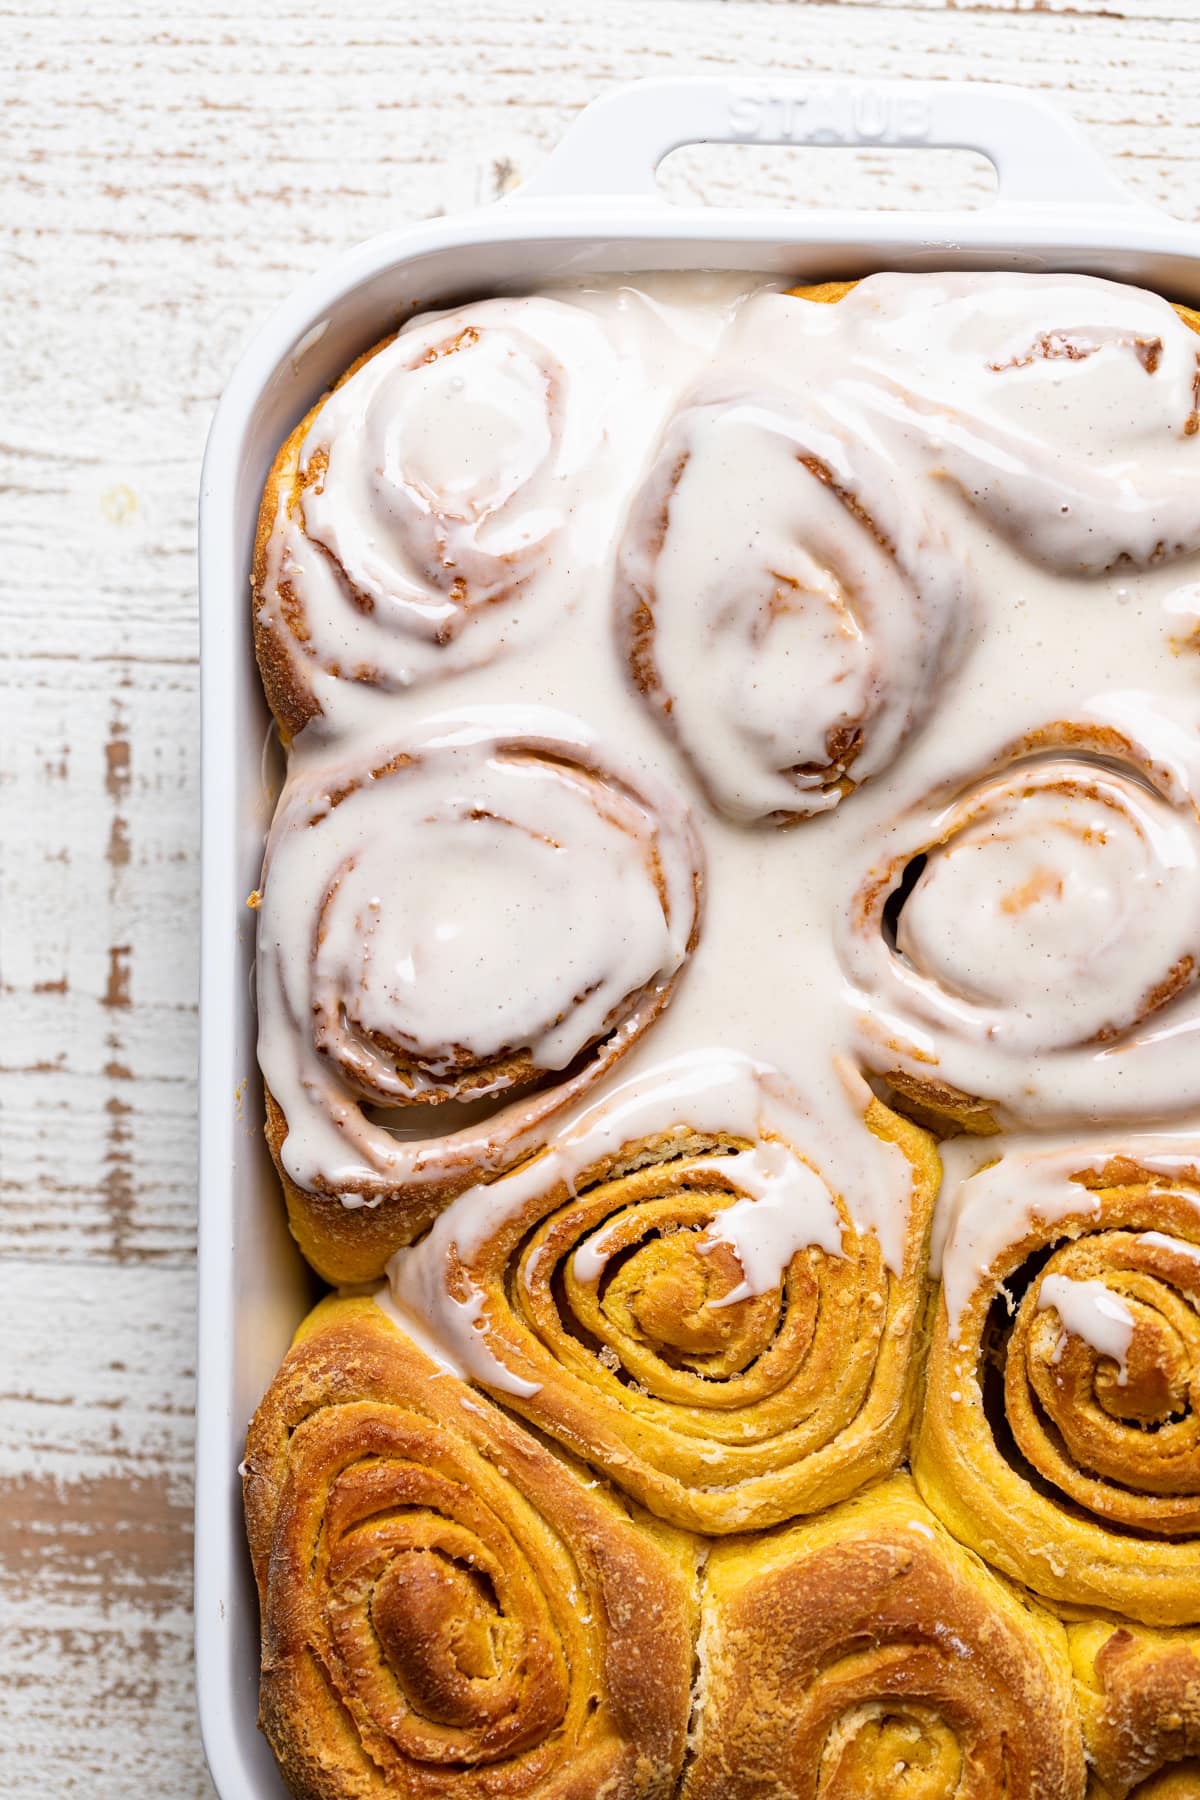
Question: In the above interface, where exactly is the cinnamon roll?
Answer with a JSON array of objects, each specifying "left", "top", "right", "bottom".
[
  {"left": 789, "top": 274, "right": 1200, "bottom": 574},
  {"left": 841, "top": 713, "right": 1200, "bottom": 1132},
  {"left": 683, "top": 1473, "right": 1086, "bottom": 1800},
  {"left": 253, "top": 297, "right": 620, "bottom": 738},
  {"left": 255, "top": 712, "right": 703, "bottom": 1281},
  {"left": 243, "top": 1295, "right": 697, "bottom": 1799},
  {"left": 914, "top": 1145, "right": 1200, "bottom": 1625},
  {"left": 1069, "top": 1618, "right": 1200, "bottom": 1799},
  {"left": 614, "top": 387, "right": 965, "bottom": 823},
  {"left": 387, "top": 1053, "right": 940, "bottom": 1533}
]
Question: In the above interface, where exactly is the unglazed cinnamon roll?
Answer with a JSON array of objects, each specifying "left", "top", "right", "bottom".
[
  {"left": 243, "top": 1295, "right": 697, "bottom": 1800},
  {"left": 614, "top": 386, "right": 965, "bottom": 823},
  {"left": 841, "top": 712, "right": 1200, "bottom": 1132},
  {"left": 790, "top": 274, "right": 1200, "bottom": 574},
  {"left": 386, "top": 1053, "right": 940, "bottom": 1533},
  {"left": 255, "top": 712, "right": 703, "bottom": 1282},
  {"left": 914, "top": 1145, "right": 1200, "bottom": 1625},
  {"left": 682, "top": 1473, "right": 1086, "bottom": 1800},
  {"left": 1069, "top": 1618, "right": 1200, "bottom": 1799},
  {"left": 253, "top": 297, "right": 621, "bottom": 738}
]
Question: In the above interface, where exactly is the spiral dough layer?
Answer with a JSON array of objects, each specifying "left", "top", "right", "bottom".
[
  {"left": 916, "top": 1146, "right": 1200, "bottom": 1625},
  {"left": 255, "top": 711, "right": 703, "bottom": 1281},
  {"left": 682, "top": 1473, "right": 1086, "bottom": 1800},
  {"left": 243, "top": 1296, "right": 696, "bottom": 1800},
  {"left": 388, "top": 1058, "right": 940, "bottom": 1533}
]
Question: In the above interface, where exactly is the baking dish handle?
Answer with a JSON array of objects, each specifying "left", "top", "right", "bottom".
[{"left": 513, "top": 77, "right": 1134, "bottom": 211}]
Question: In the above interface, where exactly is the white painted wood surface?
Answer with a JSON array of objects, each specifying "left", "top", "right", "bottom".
[{"left": 4, "top": 1, "right": 1200, "bottom": 1792}]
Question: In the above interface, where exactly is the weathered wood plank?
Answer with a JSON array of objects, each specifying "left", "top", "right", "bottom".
[{"left": 0, "top": 1263, "right": 211, "bottom": 1795}]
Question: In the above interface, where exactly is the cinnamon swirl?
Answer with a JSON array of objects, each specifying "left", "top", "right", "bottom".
[
  {"left": 243, "top": 1294, "right": 696, "bottom": 1799},
  {"left": 914, "top": 1145, "right": 1200, "bottom": 1625},
  {"left": 386, "top": 1053, "right": 940, "bottom": 1533},
  {"left": 789, "top": 274, "right": 1200, "bottom": 574},
  {"left": 1069, "top": 1617, "right": 1200, "bottom": 1799},
  {"left": 683, "top": 1473, "right": 1086, "bottom": 1800},
  {"left": 841, "top": 712, "right": 1200, "bottom": 1132},
  {"left": 615, "top": 386, "right": 966, "bottom": 824},
  {"left": 253, "top": 297, "right": 623, "bottom": 738},
  {"left": 255, "top": 712, "right": 703, "bottom": 1281}
]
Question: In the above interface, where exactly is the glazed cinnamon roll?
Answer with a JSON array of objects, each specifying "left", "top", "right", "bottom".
[
  {"left": 615, "top": 387, "right": 965, "bottom": 823},
  {"left": 255, "top": 712, "right": 703, "bottom": 1281},
  {"left": 387, "top": 1053, "right": 940, "bottom": 1533},
  {"left": 1069, "top": 1618, "right": 1200, "bottom": 1799},
  {"left": 914, "top": 1145, "right": 1200, "bottom": 1625},
  {"left": 253, "top": 296, "right": 620, "bottom": 738},
  {"left": 683, "top": 1473, "right": 1086, "bottom": 1800},
  {"left": 790, "top": 274, "right": 1200, "bottom": 574},
  {"left": 841, "top": 712, "right": 1200, "bottom": 1132},
  {"left": 243, "top": 1295, "right": 696, "bottom": 1800}
]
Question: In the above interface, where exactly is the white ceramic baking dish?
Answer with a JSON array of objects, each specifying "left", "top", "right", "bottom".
[{"left": 195, "top": 73, "right": 1200, "bottom": 1799}]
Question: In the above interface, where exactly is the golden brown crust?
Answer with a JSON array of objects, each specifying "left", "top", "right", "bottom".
[
  {"left": 914, "top": 1159, "right": 1200, "bottom": 1626},
  {"left": 682, "top": 1474, "right": 1086, "bottom": 1800},
  {"left": 397, "top": 1096, "right": 940, "bottom": 1533},
  {"left": 264, "top": 1084, "right": 463, "bottom": 1284},
  {"left": 244, "top": 1295, "right": 698, "bottom": 1800},
  {"left": 1070, "top": 1618, "right": 1200, "bottom": 1799},
  {"left": 785, "top": 280, "right": 860, "bottom": 306},
  {"left": 875, "top": 1067, "right": 1002, "bottom": 1138}
]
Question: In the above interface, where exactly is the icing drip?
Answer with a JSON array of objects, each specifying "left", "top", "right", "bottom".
[
  {"left": 385, "top": 1050, "right": 911, "bottom": 1395},
  {"left": 1037, "top": 1274, "right": 1135, "bottom": 1382},
  {"left": 1139, "top": 1231, "right": 1200, "bottom": 1262},
  {"left": 935, "top": 1141, "right": 1200, "bottom": 1339},
  {"left": 256, "top": 708, "right": 701, "bottom": 1198}
]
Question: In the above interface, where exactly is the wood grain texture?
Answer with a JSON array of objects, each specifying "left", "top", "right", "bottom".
[{"left": 3, "top": 0, "right": 1199, "bottom": 1793}]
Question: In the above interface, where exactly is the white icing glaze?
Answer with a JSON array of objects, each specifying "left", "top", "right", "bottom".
[
  {"left": 561, "top": 1157, "right": 840, "bottom": 1295},
  {"left": 384, "top": 1048, "right": 907, "bottom": 1394},
  {"left": 615, "top": 386, "right": 967, "bottom": 822},
  {"left": 259, "top": 283, "right": 749, "bottom": 722},
  {"left": 372, "top": 1286, "right": 470, "bottom": 1382},
  {"left": 1037, "top": 1274, "right": 1135, "bottom": 1382},
  {"left": 254, "top": 269, "right": 1200, "bottom": 1351},
  {"left": 841, "top": 699, "right": 1200, "bottom": 1126},
  {"left": 697, "top": 1143, "right": 845, "bottom": 1308},
  {"left": 797, "top": 272, "right": 1200, "bottom": 573},
  {"left": 935, "top": 1140, "right": 1200, "bottom": 1339},
  {"left": 256, "top": 707, "right": 701, "bottom": 1197},
  {"left": 259, "top": 297, "right": 614, "bottom": 698},
  {"left": 1138, "top": 1230, "right": 1200, "bottom": 1261}
]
